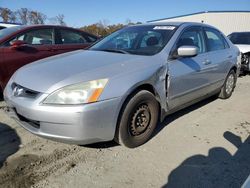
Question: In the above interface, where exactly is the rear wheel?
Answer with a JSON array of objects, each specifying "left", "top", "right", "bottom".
[
  {"left": 115, "top": 90, "right": 159, "bottom": 148},
  {"left": 219, "top": 70, "right": 236, "bottom": 99}
]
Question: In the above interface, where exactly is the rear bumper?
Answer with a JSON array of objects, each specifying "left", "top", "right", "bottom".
[{"left": 4, "top": 86, "right": 122, "bottom": 145}]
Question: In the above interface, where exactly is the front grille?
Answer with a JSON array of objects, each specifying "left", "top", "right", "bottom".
[
  {"left": 11, "top": 83, "right": 40, "bottom": 98},
  {"left": 242, "top": 54, "right": 249, "bottom": 65}
]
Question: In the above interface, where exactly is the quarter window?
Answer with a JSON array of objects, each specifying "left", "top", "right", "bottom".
[{"left": 205, "top": 28, "right": 226, "bottom": 51}]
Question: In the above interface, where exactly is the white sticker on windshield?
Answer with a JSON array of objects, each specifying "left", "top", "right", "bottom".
[{"left": 153, "top": 26, "right": 176, "bottom": 30}]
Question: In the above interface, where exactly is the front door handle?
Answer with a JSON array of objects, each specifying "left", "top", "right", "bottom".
[
  {"left": 228, "top": 55, "right": 233, "bottom": 59},
  {"left": 203, "top": 59, "right": 212, "bottom": 65}
]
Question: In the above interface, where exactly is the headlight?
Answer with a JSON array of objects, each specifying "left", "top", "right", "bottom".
[{"left": 43, "top": 79, "right": 108, "bottom": 105}]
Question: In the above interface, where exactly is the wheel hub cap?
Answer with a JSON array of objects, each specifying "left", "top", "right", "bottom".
[
  {"left": 130, "top": 104, "right": 151, "bottom": 136},
  {"left": 226, "top": 74, "right": 234, "bottom": 95}
]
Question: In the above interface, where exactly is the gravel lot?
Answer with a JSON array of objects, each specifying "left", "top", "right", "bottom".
[{"left": 0, "top": 76, "right": 250, "bottom": 188}]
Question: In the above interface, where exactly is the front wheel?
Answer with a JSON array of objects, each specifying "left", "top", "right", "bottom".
[
  {"left": 115, "top": 90, "right": 159, "bottom": 148},
  {"left": 219, "top": 70, "right": 237, "bottom": 99}
]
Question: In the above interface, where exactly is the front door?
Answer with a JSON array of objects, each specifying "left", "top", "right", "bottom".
[{"left": 168, "top": 26, "right": 210, "bottom": 109}]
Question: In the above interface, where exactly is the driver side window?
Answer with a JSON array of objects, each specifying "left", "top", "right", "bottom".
[
  {"left": 177, "top": 27, "right": 205, "bottom": 54},
  {"left": 9, "top": 29, "right": 54, "bottom": 46}
]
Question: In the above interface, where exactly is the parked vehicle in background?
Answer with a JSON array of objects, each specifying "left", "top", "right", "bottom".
[
  {"left": 228, "top": 32, "right": 250, "bottom": 73},
  {"left": 0, "top": 25, "right": 98, "bottom": 95},
  {"left": 4, "top": 22, "right": 240, "bottom": 148},
  {"left": 0, "top": 22, "right": 22, "bottom": 30}
]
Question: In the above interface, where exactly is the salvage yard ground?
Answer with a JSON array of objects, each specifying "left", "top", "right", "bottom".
[{"left": 0, "top": 76, "right": 250, "bottom": 188}]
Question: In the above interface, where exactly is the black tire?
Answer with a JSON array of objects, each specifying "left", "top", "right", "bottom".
[
  {"left": 219, "top": 70, "right": 237, "bottom": 99},
  {"left": 247, "top": 55, "right": 250, "bottom": 72},
  {"left": 115, "top": 90, "right": 159, "bottom": 148}
]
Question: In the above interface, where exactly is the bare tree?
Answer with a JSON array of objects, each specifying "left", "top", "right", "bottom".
[
  {"left": 29, "top": 11, "right": 46, "bottom": 24},
  {"left": 9, "top": 11, "right": 17, "bottom": 22},
  {"left": 16, "top": 8, "right": 30, "bottom": 24},
  {"left": 49, "top": 14, "right": 66, "bottom": 26},
  {"left": 56, "top": 14, "right": 66, "bottom": 26},
  {"left": 0, "top": 7, "right": 12, "bottom": 22}
]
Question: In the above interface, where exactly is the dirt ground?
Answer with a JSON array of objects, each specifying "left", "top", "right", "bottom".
[{"left": 0, "top": 76, "right": 250, "bottom": 188}]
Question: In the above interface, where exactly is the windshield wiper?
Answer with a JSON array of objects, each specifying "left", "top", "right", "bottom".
[{"left": 100, "top": 49, "right": 130, "bottom": 54}]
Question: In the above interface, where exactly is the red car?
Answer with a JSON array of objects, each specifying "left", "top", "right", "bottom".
[{"left": 0, "top": 25, "right": 98, "bottom": 95}]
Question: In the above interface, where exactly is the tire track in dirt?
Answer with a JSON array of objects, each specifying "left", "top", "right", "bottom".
[{"left": 0, "top": 147, "right": 87, "bottom": 188}]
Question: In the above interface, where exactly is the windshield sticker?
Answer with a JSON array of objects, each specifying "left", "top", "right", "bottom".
[{"left": 153, "top": 26, "right": 176, "bottom": 30}]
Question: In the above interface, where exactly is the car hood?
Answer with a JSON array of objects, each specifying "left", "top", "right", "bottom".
[
  {"left": 235, "top": 45, "right": 250, "bottom": 54},
  {"left": 12, "top": 50, "right": 160, "bottom": 93}
]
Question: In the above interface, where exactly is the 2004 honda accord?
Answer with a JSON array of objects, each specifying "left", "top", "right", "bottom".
[{"left": 4, "top": 22, "right": 240, "bottom": 148}]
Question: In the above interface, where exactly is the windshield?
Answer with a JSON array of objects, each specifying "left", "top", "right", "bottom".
[
  {"left": 0, "top": 26, "right": 25, "bottom": 40},
  {"left": 228, "top": 33, "right": 250, "bottom": 45},
  {"left": 90, "top": 25, "right": 177, "bottom": 56}
]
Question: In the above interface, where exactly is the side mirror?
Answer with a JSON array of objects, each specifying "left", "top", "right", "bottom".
[
  {"left": 10, "top": 40, "right": 28, "bottom": 50},
  {"left": 177, "top": 46, "right": 198, "bottom": 57}
]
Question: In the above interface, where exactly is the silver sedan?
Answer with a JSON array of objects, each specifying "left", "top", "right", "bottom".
[{"left": 4, "top": 22, "right": 240, "bottom": 148}]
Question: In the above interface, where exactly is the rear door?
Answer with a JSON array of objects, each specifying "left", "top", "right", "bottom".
[
  {"left": 54, "top": 28, "right": 94, "bottom": 54},
  {"left": 168, "top": 26, "right": 210, "bottom": 109},
  {"left": 203, "top": 27, "right": 233, "bottom": 90},
  {"left": 2, "top": 28, "right": 57, "bottom": 85}
]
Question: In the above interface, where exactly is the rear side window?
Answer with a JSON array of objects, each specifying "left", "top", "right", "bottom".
[
  {"left": 59, "top": 29, "right": 88, "bottom": 44},
  {"left": 204, "top": 28, "right": 227, "bottom": 51},
  {"left": 14, "top": 29, "right": 54, "bottom": 45}
]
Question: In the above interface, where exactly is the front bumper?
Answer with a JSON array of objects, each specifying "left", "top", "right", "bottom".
[
  {"left": 240, "top": 53, "right": 250, "bottom": 73},
  {"left": 4, "top": 85, "right": 122, "bottom": 145}
]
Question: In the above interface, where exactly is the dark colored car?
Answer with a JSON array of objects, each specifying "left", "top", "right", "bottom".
[{"left": 0, "top": 25, "right": 98, "bottom": 94}]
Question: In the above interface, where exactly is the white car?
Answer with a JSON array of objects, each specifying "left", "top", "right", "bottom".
[
  {"left": 228, "top": 32, "right": 250, "bottom": 73},
  {"left": 0, "top": 22, "right": 21, "bottom": 30}
]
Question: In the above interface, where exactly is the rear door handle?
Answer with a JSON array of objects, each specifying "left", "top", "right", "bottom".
[
  {"left": 203, "top": 59, "right": 212, "bottom": 65},
  {"left": 228, "top": 55, "right": 233, "bottom": 58}
]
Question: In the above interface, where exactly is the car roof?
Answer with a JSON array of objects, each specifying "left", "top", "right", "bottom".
[
  {"left": 5, "top": 24, "right": 98, "bottom": 38},
  {"left": 133, "top": 21, "right": 214, "bottom": 28},
  {"left": 143, "top": 22, "right": 185, "bottom": 26},
  {"left": 18, "top": 24, "right": 79, "bottom": 30},
  {"left": 20, "top": 25, "right": 96, "bottom": 35}
]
